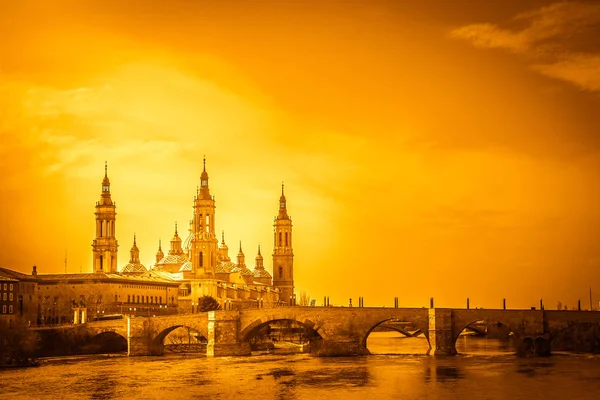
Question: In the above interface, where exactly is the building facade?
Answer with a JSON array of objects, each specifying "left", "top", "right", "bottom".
[
  {"left": 0, "top": 160, "right": 295, "bottom": 326},
  {"left": 125, "top": 159, "right": 295, "bottom": 310}
]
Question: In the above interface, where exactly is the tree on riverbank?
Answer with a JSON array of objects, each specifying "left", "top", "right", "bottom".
[
  {"left": 0, "top": 318, "right": 40, "bottom": 365},
  {"left": 198, "top": 296, "right": 221, "bottom": 312}
]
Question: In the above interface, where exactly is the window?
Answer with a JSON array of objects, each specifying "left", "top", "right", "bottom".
[
  {"left": 2, "top": 293, "right": 6, "bottom": 300},
  {"left": 279, "top": 232, "right": 282, "bottom": 246},
  {"left": 2, "top": 305, "right": 5, "bottom": 313},
  {"left": 200, "top": 252, "right": 204, "bottom": 267},
  {"left": 9, "top": 293, "right": 13, "bottom": 301},
  {"left": 9, "top": 284, "right": 13, "bottom": 291},
  {"left": 127, "top": 295, "right": 130, "bottom": 303},
  {"left": 8, "top": 305, "right": 12, "bottom": 314},
  {"left": 279, "top": 266, "right": 283, "bottom": 279},
  {"left": 3, "top": 283, "right": 6, "bottom": 290},
  {"left": 285, "top": 232, "right": 288, "bottom": 247}
]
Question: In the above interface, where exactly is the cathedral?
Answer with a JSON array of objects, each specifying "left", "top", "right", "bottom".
[{"left": 95, "top": 159, "right": 295, "bottom": 310}]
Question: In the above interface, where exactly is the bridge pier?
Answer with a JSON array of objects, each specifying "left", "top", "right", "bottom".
[
  {"left": 428, "top": 308, "right": 457, "bottom": 356},
  {"left": 207, "top": 311, "right": 251, "bottom": 356},
  {"left": 127, "top": 317, "right": 165, "bottom": 356}
]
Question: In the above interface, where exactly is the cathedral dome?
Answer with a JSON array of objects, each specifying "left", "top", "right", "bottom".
[
  {"left": 254, "top": 268, "right": 272, "bottom": 278},
  {"left": 122, "top": 262, "right": 147, "bottom": 274},
  {"left": 216, "top": 261, "right": 237, "bottom": 274},
  {"left": 179, "top": 261, "right": 193, "bottom": 272}
]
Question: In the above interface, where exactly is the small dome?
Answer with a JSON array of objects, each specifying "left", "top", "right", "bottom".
[
  {"left": 179, "top": 261, "right": 193, "bottom": 272},
  {"left": 122, "top": 263, "right": 147, "bottom": 274},
  {"left": 216, "top": 261, "right": 237, "bottom": 274},
  {"left": 156, "top": 254, "right": 188, "bottom": 265},
  {"left": 254, "top": 269, "right": 272, "bottom": 278}
]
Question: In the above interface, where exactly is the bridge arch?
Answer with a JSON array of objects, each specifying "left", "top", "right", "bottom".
[
  {"left": 240, "top": 315, "right": 323, "bottom": 342},
  {"left": 154, "top": 324, "right": 208, "bottom": 345},
  {"left": 361, "top": 318, "right": 431, "bottom": 354},
  {"left": 87, "top": 331, "right": 128, "bottom": 353},
  {"left": 452, "top": 319, "right": 518, "bottom": 344}
]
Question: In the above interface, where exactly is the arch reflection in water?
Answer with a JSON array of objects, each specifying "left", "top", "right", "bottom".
[{"left": 455, "top": 321, "right": 516, "bottom": 356}]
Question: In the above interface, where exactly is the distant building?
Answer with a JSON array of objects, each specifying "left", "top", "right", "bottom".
[
  {"left": 0, "top": 159, "right": 295, "bottom": 325},
  {"left": 126, "top": 159, "right": 295, "bottom": 310}
]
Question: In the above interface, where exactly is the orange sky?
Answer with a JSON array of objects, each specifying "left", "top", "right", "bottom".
[{"left": 1, "top": 0, "right": 599, "bottom": 309}]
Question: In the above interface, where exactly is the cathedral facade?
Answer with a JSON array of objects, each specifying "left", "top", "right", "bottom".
[{"left": 115, "top": 159, "right": 295, "bottom": 310}]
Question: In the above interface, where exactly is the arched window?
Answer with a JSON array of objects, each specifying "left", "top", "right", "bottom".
[
  {"left": 279, "top": 266, "right": 283, "bottom": 278},
  {"left": 127, "top": 295, "right": 130, "bottom": 303},
  {"left": 200, "top": 252, "right": 204, "bottom": 267},
  {"left": 279, "top": 232, "right": 282, "bottom": 246},
  {"left": 285, "top": 232, "right": 288, "bottom": 247}
]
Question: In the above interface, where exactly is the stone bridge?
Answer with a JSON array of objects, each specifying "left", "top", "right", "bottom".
[{"left": 75, "top": 307, "right": 600, "bottom": 357}]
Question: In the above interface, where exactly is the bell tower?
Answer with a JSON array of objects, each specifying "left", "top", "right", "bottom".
[
  {"left": 190, "top": 157, "right": 219, "bottom": 277},
  {"left": 272, "top": 183, "right": 294, "bottom": 304},
  {"left": 92, "top": 162, "right": 119, "bottom": 273}
]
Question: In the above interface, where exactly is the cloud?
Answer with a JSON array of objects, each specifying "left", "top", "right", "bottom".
[
  {"left": 450, "top": 23, "right": 528, "bottom": 53},
  {"left": 533, "top": 54, "right": 600, "bottom": 92},
  {"left": 450, "top": 1, "right": 600, "bottom": 91}
]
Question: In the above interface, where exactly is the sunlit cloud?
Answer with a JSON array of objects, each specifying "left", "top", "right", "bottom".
[{"left": 450, "top": 1, "right": 600, "bottom": 91}]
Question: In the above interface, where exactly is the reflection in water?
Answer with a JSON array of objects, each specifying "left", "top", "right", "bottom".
[
  {"left": 424, "top": 364, "right": 464, "bottom": 382},
  {"left": 455, "top": 335, "right": 516, "bottom": 356},
  {"left": 367, "top": 331, "right": 430, "bottom": 355},
  {"left": 2, "top": 351, "right": 600, "bottom": 399}
]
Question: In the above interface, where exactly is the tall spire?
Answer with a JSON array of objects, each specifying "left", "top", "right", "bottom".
[
  {"left": 175, "top": 221, "right": 178, "bottom": 235},
  {"left": 93, "top": 161, "right": 118, "bottom": 273},
  {"left": 101, "top": 162, "right": 111, "bottom": 197},
  {"left": 199, "top": 157, "right": 211, "bottom": 199},
  {"left": 133, "top": 233, "right": 137, "bottom": 246},
  {"left": 237, "top": 240, "right": 245, "bottom": 267},
  {"left": 255, "top": 244, "right": 264, "bottom": 269},
  {"left": 155, "top": 238, "right": 164, "bottom": 265},
  {"left": 278, "top": 182, "right": 289, "bottom": 219}
]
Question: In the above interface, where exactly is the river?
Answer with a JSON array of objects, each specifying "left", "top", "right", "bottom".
[{"left": 2, "top": 332, "right": 600, "bottom": 399}]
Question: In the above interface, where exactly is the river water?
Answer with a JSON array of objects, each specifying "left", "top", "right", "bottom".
[{"left": 2, "top": 332, "right": 600, "bottom": 399}]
